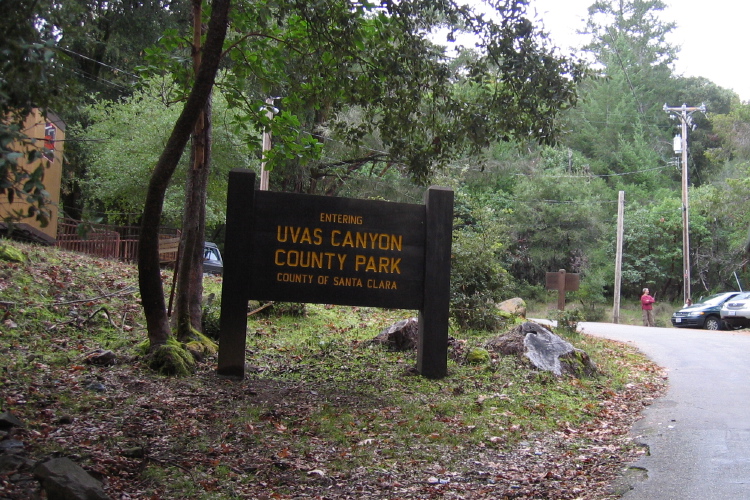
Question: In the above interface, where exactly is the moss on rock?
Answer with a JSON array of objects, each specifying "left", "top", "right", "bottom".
[
  {"left": 559, "top": 348, "right": 598, "bottom": 378},
  {"left": 466, "top": 347, "right": 491, "bottom": 364}
]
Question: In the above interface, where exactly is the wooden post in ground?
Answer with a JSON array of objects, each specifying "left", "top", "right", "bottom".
[
  {"left": 416, "top": 186, "right": 453, "bottom": 379},
  {"left": 216, "top": 170, "right": 255, "bottom": 378},
  {"left": 545, "top": 269, "right": 580, "bottom": 311}
]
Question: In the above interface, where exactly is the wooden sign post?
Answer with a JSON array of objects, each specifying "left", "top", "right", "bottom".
[
  {"left": 545, "top": 269, "right": 580, "bottom": 310},
  {"left": 217, "top": 169, "right": 453, "bottom": 379}
]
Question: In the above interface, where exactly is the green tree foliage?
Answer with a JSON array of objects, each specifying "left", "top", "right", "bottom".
[
  {"left": 0, "top": 1, "right": 60, "bottom": 113},
  {"left": 139, "top": 0, "right": 586, "bottom": 194},
  {"left": 502, "top": 147, "right": 613, "bottom": 287},
  {"left": 572, "top": 247, "right": 612, "bottom": 321},
  {"left": 711, "top": 101, "right": 750, "bottom": 162},
  {"left": 618, "top": 191, "right": 713, "bottom": 300},
  {"left": 699, "top": 100, "right": 750, "bottom": 281},
  {"left": 76, "top": 77, "right": 250, "bottom": 229},
  {"left": 618, "top": 193, "right": 681, "bottom": 297},
  {"left": 724, "top": 167, "right": 750, "bottom": 260},
  {"left": 697, "top": 102, "right": 750, "bottom": 288},
  {"left": 562, "top": 0, "right": 677, "bottom": 181},
  {"left": 689, "top": 184, "right": 748, "bottom": 293},
  {"left": 450, "top": 195, "right": 512, "bottom": 330},
  {"left": 13, "top": 0, "right": 193, "bottom": 221},
  {"left": 46, "top": 0, "right": 191, "bottom": 101}
]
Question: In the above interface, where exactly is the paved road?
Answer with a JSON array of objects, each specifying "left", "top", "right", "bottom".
[{"left": 580, "top": 322, "right": 750, "bottom": 500}]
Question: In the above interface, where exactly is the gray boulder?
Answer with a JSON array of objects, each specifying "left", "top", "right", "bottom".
[
  {"left": 0, "top": 411, "right": 24, "bottom": 430},
  {"left": 83, "top": 349, "right": 117, "bottom": 366},
  {"left": 496, "top": 297, "right": 527, "bottom": 318},
  {"left": 34, "top": 457, "right": 111, "bottom": 500},
  {"left": 486, "top": 321, "right": 597, "bottom": 377},
  {"left": 372, "top": 317, "right": 419, "bottom": 351}
]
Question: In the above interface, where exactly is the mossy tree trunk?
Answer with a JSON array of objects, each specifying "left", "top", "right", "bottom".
[{"left": 138, "top": 0, "right": 230, "bottom": 348}]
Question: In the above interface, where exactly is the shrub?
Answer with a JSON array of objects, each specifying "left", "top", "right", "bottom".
[
  {"left": 266, "top": 302, "right": 307, "bottom": 317},
  {"left": 202, "top": 292, "right": 221, "bottom": 340},
  {"left": 551, "top": 308, "right": 586, "bottom": 338},
  {"left": 450, "top": 217, "right": 511, "bottom": 331}
]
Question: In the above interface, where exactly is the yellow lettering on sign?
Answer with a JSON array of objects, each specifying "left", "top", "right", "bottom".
[
  {"left": 389, "top": 258, "right": 401, "bottom": 274},
  {"left": 330, "top": 231, "right": 402, "bottom": 251},
  {"left": 367, "top": 279, "right": 397, "bottom": 289},
  {"left": 319, "top": 213, "right": 364, "bottom": 224},
  {"left": 276, "top": 273, "right": 314, "bottom": 284},
  {"left": 276, "top": 226, "right": 323, "bottom": 245},
  {"left": 333, "top": 277, "right": 364, "bottom": 287},
  {"left": 353, "top": 255, "right": 401, "bottom": 274},
  {"left": 336, "top": 254, "right": 347, "bottom": 270},
  {"left": 275, "top": 249, "right": 347, "bottom": 270}
]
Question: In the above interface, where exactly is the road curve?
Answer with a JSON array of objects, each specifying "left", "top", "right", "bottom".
[{"left": 580, "top": 322, "right": 750, "bottom": 500}]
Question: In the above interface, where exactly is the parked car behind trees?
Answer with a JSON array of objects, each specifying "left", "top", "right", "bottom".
[{"left": 203, "top": 242, "right": 223, "bottom": 276}]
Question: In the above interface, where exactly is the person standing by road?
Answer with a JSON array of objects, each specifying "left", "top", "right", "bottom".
[{"left": 641, "top": 287, "right": 656, "bottom": 327}]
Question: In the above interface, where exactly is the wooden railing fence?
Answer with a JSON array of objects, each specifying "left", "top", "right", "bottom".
[{"left": 55, "top": 218, "right": 180, "bottom": 264}]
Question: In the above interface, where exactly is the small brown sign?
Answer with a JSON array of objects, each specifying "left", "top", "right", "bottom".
[
  {"left": 545, "top": 272, "right": 580, "bottom": 291},
  {"left": 545, "top": 269, "right": 580, "bottom": 310}
]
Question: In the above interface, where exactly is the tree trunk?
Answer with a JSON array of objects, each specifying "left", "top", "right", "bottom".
[
  {"left": 138, "top": 0, "right": 230, "bottom": 347},
  {"left": 191, "top": 103, "right": 211, "bottom": 329},
  {"left": 175, "top": 101, "right": 212, "bottom": 339},
  {"left": 175, "top": 0, "right": 212, "bottom": 341}
]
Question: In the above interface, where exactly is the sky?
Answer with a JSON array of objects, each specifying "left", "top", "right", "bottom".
[{"left": 528, "top": 0, "right": 750, "bottom": 103}]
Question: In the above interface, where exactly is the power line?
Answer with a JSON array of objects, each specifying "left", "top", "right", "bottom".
[
  {"left": 62, "top": 67, "right": 134, "bottom": 93},
  {"left": 605, "top": 28, "right": 645, "bottom": 116},
  {"left": 510, "top": 164, "right": 672, "bottom": 178},
  {"left": 58, "top": 47, "right": 141, "bottom": 80},
  {"left": 538, "top": 199, "right": 618, "bottom": 204}
]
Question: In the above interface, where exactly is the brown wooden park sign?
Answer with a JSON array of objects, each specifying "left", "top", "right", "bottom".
[
  {"left": 217, "top": 169, "right": 454, "bottom": 379},
  {"left": 545, "top": 269, "right": 580, "bottom": 310}
]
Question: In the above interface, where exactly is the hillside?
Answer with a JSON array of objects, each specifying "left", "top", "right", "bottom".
[{"left": 0, "top": 240, "right": 665, "bottom": 499}]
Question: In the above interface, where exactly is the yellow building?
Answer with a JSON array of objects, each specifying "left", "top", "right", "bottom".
[{"left": 0, "top": 109, "right": 65, "bottom": 243}]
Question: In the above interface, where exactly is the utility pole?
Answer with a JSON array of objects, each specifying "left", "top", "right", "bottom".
[
  {"left": 663, "top": 103, "right": 706, "bottom": 304},
  {"left": 613, "top": 190, "right": 624, "bottom": 324}
]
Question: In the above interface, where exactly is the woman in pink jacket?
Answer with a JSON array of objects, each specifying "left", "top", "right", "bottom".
[{"left": 641, "top": 287, "right": 656, "bottom": 327}]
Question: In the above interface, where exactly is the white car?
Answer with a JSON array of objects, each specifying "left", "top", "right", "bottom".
[{"left": 720, "top": 292, "right": 750, "bottom": 329}]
